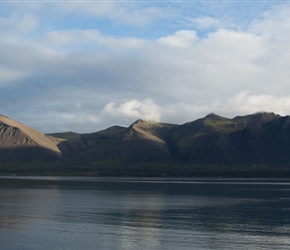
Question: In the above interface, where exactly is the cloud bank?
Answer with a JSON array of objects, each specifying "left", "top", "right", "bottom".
[{"left": 0, "top": 2, "right": 290, "bottom": 132}]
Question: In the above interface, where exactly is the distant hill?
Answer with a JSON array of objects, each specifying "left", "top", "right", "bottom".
[
  {"left": 69, "top": 120, "right": 177, "bottom": 164},
  {"left": 2, "top": 112, "right": 290, "bottom": 176},
  {"left": 52, "top": 112, "right": 287, "bottom": 167}
]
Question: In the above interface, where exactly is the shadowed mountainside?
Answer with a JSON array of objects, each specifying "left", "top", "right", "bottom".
[
  {"left": 0, "top": 114, "right": 62, "bottom": 162},
  {"left": 71, "top": 120, "right": 177, "bottom": 164},
  {"left": 50, "top": 111, "right": 290, "bottom": 167},
  {"left": 2, "top": 112, "right": 290, "bottom": 172},
  {"left": 168, "top": 112, "right": 284, "bottom": 165}
]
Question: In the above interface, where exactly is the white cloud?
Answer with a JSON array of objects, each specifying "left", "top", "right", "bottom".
[
  {"left": 102, "top": 99, "right": 161, "bottom": 122},
  {"left": 227, "top": 92, "right": 290, "bottom": 116},
  {"left": 157, "top": 30, "right": 198, "bottom": 47},
  {"left": 203, "top": 29, "right": 267, "bottom": 60},
  {"left": 75, "top": 99, "right": 222, "bottom": 131},
  {"left": 160, "top": 101, "right": 221, "bottom": 124}
]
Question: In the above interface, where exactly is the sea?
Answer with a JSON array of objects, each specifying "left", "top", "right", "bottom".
[{"left": 0, "top": 176, "right": 290, "bottom": 250}]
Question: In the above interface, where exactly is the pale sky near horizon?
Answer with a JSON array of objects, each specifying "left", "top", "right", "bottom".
[{"left": 1, "top": 0, "right": 290, "bottom": 133}]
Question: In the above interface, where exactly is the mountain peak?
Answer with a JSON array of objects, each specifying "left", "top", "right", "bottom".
[
  {"left": 207, "top": 112, "right": 217, "bottom": 116},
  {"left": 234, "top": 111, "right": 279, "bottom": 118},
  {"left": 232, "top": 112, "right": 280, "bottom": 127},
  {"left": 0, "top": 115, "right": 62, "bottom": 159},
  {"left": 131, "top": 119, "right": 160, "bottom": 127},
  {"left": 205, "top": 113, "right": 224, "bottom": 119},
  {"left": 254, "top": 111, "right": 280, "bottom": 118},
  {"left": 133, "top": 119, "right": 146, "bottom": 124}
]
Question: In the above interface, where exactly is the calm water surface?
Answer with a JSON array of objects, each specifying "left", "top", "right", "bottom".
[{"left": 1, "top": 177, "right": 290, "bottom": 250}]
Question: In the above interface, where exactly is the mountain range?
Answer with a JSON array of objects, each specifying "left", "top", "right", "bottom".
[{"left": 1, "top": 112, "right": 290, "bottom": 176}]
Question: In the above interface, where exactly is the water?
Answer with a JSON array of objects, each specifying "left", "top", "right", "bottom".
[{"left": 1, "top": 177, "right": 290, "bottom": 250}]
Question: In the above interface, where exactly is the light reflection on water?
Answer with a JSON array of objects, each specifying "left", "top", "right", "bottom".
[{"left": 0, "top": 177, "right": 290, "bottom": 250}]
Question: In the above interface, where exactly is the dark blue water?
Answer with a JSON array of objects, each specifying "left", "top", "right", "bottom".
[{"left": 1, "top": 177, "right": 290, "bottom": 250}]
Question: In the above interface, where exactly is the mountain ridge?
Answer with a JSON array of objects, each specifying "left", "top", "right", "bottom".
[{"left": 1, "top": 112, "right": 290, "bottom": 175}]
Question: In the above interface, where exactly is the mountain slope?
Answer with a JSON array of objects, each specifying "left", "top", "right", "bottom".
[
  {"left": 50, "top": 112, "right": 287, "bottom": 167},
  {"left": 0, "top": 114, "right": 62, "bottom": 162},
  {"left": 1, "top": 112, "right": 290, "bottom": 169},
  {"left": 72, "top": 120, "right": 177, "bottom": 164},
  {"left": 168, "top": 112, "right": 282, "bottom": 165},
  {"left": 224, "top": 115, "right": 290, "bottom": 166}
]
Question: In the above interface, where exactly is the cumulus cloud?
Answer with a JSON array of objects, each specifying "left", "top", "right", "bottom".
[
  {"left": 227, "top": 92, "right": 290, "bottom": 116},
  {"left": 102, "top": 99, "right": 161, "bottom": 122},
  {"left": 160, "top": 101, "right": 221, "bottom": 123},
  {"left": 80, "top": 98, "right": 222, "bottom": 132}
]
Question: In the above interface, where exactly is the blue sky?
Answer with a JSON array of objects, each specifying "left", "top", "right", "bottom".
[{"left": 1, "top": 0, "right": 290, "bottom": 132}]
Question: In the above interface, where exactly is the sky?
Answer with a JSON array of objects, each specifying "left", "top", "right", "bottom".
[{"left": 1, "top": 0, "right": 290, "bottom": 133}]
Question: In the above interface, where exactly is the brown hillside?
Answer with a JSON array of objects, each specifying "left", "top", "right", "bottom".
[{"left": 0, "top": 114, "right": 62, "bottom": 162}]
